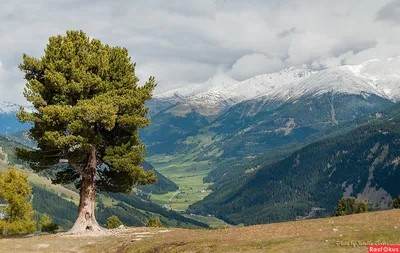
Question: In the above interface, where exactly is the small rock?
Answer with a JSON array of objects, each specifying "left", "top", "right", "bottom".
[
  {"left": 395, "top": 226, "right": 398, "bottom": 230},
  {"left": 318, "top": 229, "right": 322, "bottom": 232},
  {"left": 340, "top": 234, "right": 343, "bottom": 237},
  {"left": 325, "top": 240, "right": 329, "bottom": 243},
  {"left": 36, "top": 244, "right": 49, "bottom": 249},
  {"left": 131, "top": 238, "right": 142, "bottom": 241},
  {"left": 158, "top": 230, "right": 171, "bottom": 233},
  {"left": 118, "top": 225, "right": 124, "bottom": 229},
  {"left": 136, "top": 235, "right": 152, "bottom": 238},
  {"left": 332, "top": 228, "right": 339, "bottom": 232},
  {"left": 354, "top": 229, "right": 360, "bottom": 232},
  {"left": 133, "top": 232, "right": 153, "bottom": 235}
]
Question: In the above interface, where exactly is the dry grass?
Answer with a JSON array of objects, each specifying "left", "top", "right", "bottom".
[{"left": 0, "top": 210, "right": 399, "bottom": 253}]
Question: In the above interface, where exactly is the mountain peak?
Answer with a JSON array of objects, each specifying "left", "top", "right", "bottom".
[
  {"left": 0, "top": 101, "right": 34, "bottom": 114},
  {"left": 203, "top": 71, "right": 238, "bottom": 90},
  {"left": 0, "top": 101, "right": 21, "bottom": 114}
]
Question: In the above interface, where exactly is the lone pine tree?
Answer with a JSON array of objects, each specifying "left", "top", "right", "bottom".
[{"left": 17, "top": 30, "right": 157, "bottom": 233}]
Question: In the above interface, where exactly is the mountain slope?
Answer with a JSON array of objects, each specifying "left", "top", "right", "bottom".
[
  {"left": 0, "top": 102, "right": 33, "bottom": 134},
  {"left": 137, "top": 161, "right": 179, "bottom": 194},
  {"left": 185, "top": 68, "right": 315, "bottom": 112},
  {"left": 190, "top": 103, "right": 400, "bottom": 225},
  {"left": 155, "top": 71, "right": 239, "bottom": 103}
]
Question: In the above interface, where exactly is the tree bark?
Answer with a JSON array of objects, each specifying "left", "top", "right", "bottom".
[{"left": 68, "top": 147, "right": 103, "bottom": 234}]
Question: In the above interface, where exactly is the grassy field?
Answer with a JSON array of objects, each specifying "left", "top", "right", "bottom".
[
  {"left": 0, "top": 209, "right": 398, "bottom": 253},
  {"left": 147, "top": 154, "right": 213, "bottom": 211},
  {"left": 182, "top": 214, "right": 228, "bottom": 229}
]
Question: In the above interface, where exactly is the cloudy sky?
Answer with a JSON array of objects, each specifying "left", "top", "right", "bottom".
[{"left": 1, "top": 0, "right": 400, "bottom": 104}]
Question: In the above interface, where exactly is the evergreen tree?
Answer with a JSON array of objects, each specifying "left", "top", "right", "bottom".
[
  {"left": 391, "top": 195, "right": 400, "bottom": 209},
  {"left": 105, "top": 215, "right": 123, "bottom": 229},
  {"left": 336, "top": 197, "right": 347, "bottom": 216},
  {"left": 0, "top": 168, "right": 36, "bottom": 235},
  {"left": 348, "top": 197, "right": 356, "bottom": 214},
  {"left": 16, "top": 30, "right": 157, "bottom": 233},
  {"left": 356, "top": 201, "right": 368, "bottom": 213},
  {"left": 146, "top": 216, "right": 162, "bottom": 227}
]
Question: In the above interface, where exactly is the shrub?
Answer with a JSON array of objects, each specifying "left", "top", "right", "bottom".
[
  {"left": 391, "top": 195, "right": 400, "bottom": 209},
  {"left": 40, "top": 214, "right": 58, "bottom": 233},
  {"left": 146, "top": 217, "right": 162, "bottom": 227},
  {"left": 356, "top": 201, "right": 368, "bottom": 213},
  {"left": 105, "top": 215, "right": 123, "bottom": 229}
]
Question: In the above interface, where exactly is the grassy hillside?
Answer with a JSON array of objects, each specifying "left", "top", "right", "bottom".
[
  {"left": 0, "top": 209, "right": 398, "bottom": 252},
  {"left": 0, "top": 136, "right": 209, "bottom": 230}
]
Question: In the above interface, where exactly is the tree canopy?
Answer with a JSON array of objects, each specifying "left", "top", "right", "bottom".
[{"left": 0, "top": 168, "right": 36, "bottom": 235}]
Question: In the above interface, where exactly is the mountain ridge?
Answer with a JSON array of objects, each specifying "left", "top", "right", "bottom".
[{"left": 154, "top": 57, "right": 400, "bottom": 116}]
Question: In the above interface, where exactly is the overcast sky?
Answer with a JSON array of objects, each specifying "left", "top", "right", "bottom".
[{"left": 1, "top": 0, "right": 400, "bottom": 104}]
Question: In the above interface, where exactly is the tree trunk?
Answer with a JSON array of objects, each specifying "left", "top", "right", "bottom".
[{"left": 68, "top": 147, "right": 103, "bottom": 234}]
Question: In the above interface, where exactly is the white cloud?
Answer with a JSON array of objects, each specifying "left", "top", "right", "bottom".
[
  {"left": 286, "top": 32, "right": 337, "bottom": 67},
  {"left": 0, "top": 61, "right": 7, "bottom": 101},
  {"left": 229, "top": 54, "right": 285, "bottom": 80},
  {"left": 0, "top": 0, "right": 400, "bottom": 103}
]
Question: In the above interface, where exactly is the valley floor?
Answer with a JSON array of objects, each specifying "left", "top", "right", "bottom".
[{"left": 1, "top": 209, "right": 399, "bottom": 253}]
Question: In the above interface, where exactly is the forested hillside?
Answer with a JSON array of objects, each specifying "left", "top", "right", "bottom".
[{"left": 190, "top": 103, "right": 400, "bottom": 225}]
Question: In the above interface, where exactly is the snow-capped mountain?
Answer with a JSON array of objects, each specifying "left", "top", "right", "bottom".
[
  {"left": 0, "top": 102, "right": 33, "bottom": 134},
  {"left": 155, "top": 57, "right": 400, "bottom": 112},
  {"left": 262, "top": 57, "right": 400, "bottom": 103},
  {"left": 0, "top": 101, "right": 22, "bottom": 114},
  {"left": 154, "top": 71, "right": 239, "bottom": 103},
  {"left": 0, "top": 101, "right": 34, "bottom": 114},
  {"left": 188, "top": 67, "right": 315, "bottom": 108}
]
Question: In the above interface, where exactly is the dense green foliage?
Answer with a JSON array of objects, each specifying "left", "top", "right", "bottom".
[
  {"left": 0, "top": 168, "right": 36, "bottom": 235},
  {"left": 17, "top": 30, "right": 157, "bottom": 195},
  {"left": 334, "top": 197, "right": 368, "bottom": 216},
  {"left": 105, "top": 215, "right": 123, "bottom": 229}
]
